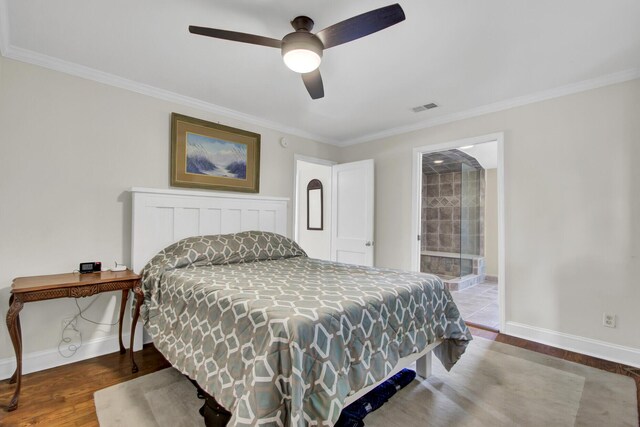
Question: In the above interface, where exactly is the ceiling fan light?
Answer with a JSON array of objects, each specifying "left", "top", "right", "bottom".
[
  {"left": 281, "top": 32, "right": 324, "bottom": 74},
  {"left": 283, "top": 49, "right": 322, "bottom": 73}
]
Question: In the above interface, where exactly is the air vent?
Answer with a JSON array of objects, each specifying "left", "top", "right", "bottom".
[{"left": 411, "top": 103, "right": 438, "bottom": 113}]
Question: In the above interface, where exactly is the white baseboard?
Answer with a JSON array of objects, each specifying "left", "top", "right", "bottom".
[
  {"left": 503, "top": 321, "right": 640, "bottom": 368},
  {"left": 0, "top": 322, "right": 143, "bottom": 380}
]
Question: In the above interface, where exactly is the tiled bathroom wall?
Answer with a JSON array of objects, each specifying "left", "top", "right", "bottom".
[
  {"left": 421, "top": 169, "right": 485, "bottom": 256},
  {"left": 421, "top": 171, "right": 462, "bottom": 253}
]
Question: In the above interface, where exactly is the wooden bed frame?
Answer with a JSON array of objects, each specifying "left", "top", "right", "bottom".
[{"left": 130, "top": 187, "right": 439, "bottom": 426}]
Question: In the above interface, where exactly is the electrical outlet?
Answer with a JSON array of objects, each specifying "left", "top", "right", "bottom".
[{"left": 603, "top": 313, "right": 616, "bottom": 328}]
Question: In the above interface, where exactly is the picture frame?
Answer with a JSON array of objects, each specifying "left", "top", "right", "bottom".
[{"left": 170, "top": 113, "right": 261, "bottom": 193}]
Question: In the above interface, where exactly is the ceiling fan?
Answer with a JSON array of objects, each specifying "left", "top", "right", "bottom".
[{"left": 188, "top": 4, "right": 406, "bottom": 100}]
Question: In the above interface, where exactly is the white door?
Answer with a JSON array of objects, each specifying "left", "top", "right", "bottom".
[{"left": 331, "top": 159, "right": 374, "bottom": 266}]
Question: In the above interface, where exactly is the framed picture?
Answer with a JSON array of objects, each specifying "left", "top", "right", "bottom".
[{"left": 170, "top": 113, "right": 260, "bottom": 193}]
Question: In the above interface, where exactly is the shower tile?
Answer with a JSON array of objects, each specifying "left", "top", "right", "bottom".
[
  {"left": 426, "top": 233, "right": 438, "bottom": 248},
  {"left": 440, "top": 221, "right": 453, "bottom": 234},
  {"left": 440, "top": 183, "right": 453, "bottom": 196},
  {"left": 439, "top": 207, "right": 453, "bottom": 220},
  {"left": 426, "top": 185, "right": 439, "bottom": 197},
  {"left": 426, "top": 208, "right": 438, "bottom": 220},
  {"left": 438, "top": 234, "right": 452, "bottom": 248},
  {"left": 426, "top": 221, "right": 438, "bottom": 233},
  {"left": 426, "top": 174, "right": 439, "bottom": 185},
  {"left": 440, "top": 173, "right": 453, "bottom": 184}
]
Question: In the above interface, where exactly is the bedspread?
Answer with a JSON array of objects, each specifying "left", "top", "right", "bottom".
[{"left": 139, "top": 232, "right": 471, "bottom": 426}]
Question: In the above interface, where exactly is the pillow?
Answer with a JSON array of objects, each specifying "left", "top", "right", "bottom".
[
  {"left": 142, "top": 231, "right": 307, "bottom": 277},
  {"left": 138, "top": 231, "right": 306, "bottom": 323}
]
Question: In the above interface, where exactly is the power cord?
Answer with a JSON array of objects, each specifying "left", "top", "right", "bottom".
[
  {"left": 74, "top": 298, "right": 119, "bottom": 327},
  {"left": 57, "top": 294, "right": 121, "bottom": 358},
  {"left": 58, "top": 316, "right": 83, "bottom": 358}
]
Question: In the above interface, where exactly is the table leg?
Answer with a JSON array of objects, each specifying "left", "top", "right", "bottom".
[
  {"left": 6, "top": 295, "right": 24, "bottom": 411},
  {"left": 118, "top": 289, "right": 129, "bottom": 354},
  {"left": 9, "top": 300, "right": 21, "bottom": 385},
  {"left": 130, "top": 286, "right": 144, "bottom": 373}
]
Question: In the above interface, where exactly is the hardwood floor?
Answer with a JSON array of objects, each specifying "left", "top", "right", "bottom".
[
  {"left": 1, "top": 328, "right": 638, "bottom": 426},
  {"left": 0, "top": 346, "right": 171, "bottom": 426}
]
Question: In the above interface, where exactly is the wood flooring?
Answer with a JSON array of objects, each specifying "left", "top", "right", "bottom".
[
  {"left": 1, "top": 327, "right": 638, "bottom": 426},
  {"left": 0, "top": 346, "right": 171, "bottom": 426}
]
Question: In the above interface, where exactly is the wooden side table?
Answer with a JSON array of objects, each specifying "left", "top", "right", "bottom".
[{"left": 5, "top": 269, "right": 143, "bottom": 412}]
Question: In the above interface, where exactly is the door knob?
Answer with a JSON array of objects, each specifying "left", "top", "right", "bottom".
[{"left": 365, "top": 241, "right": 374, "bottom": 247}]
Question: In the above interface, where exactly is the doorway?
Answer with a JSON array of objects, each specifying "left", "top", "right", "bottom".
[
  {"left": 411, "top": 134, "right": 505, "bottom": 331},
  {"left": 293, "top": 156, "right": 375, "bottom": 266}
]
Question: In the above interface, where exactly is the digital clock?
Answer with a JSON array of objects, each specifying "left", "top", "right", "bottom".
[{"left": 79, "top": 262, "right": 101, "bottom": 274}]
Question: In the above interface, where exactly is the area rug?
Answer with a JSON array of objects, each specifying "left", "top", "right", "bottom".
[{"left": 94, "top": 337, "right": 638, "bottom": 426}]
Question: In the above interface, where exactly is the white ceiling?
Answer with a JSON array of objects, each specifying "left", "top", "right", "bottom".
[{"left": 1, "top": 0, "right": 639, "bottom": 145}]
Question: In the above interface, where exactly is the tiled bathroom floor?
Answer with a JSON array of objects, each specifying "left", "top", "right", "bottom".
[{"left": 449, "top": 281, "right": 499, "bottom": 330}]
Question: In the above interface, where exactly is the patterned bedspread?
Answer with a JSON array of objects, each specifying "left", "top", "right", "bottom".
[{"left": 139, "top": 232, "right": 471, "bottom": 426}]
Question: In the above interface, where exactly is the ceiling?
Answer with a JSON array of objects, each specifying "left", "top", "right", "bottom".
[
  {"left": 1, "top": 0, "right": 639, "bottom": 146},
  {"left": 422, "top": 140, "right": 497, "bottom": 173},
  {"left": 460, "top": 141, "right": 497, "bottom": 170},
  {"left": 422, "top": 149, "right": 482, "bottom": 174}
]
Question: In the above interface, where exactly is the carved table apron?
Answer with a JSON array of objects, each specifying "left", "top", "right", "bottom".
[{"left": 5, "top": 270, "right": 143, "bottom": 412}]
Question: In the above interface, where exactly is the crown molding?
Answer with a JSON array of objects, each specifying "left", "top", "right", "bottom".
[
  {"left": 2, "top": 44, "right": 339, "bottom": 146},
  {"left": 339, "top": 68, "right": 640, "bottom": 147},
  {"left": 2, "top": 32, "right": 638, "bottom": 148},
  {"left": 0, "top": 0, "right": 9, "bottom": 57}
]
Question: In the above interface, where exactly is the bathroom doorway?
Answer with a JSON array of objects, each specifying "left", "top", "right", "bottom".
[{"left": 411, "top": 134, "right": 505, "bottom": 331}]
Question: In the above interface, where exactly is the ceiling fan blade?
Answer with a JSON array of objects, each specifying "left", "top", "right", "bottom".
[
  {"left": 316, "top": 4, "right": 405, "bottom": 49},
  {"left": 189, "top": 26, "right": 282, "bottom": 48},
  {"left": 302, "top": 69, "right": 324, "bottom": 99}
]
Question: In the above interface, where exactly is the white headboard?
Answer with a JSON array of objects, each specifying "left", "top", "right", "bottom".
[{"left": 130, "top": 187, "right": 288, "bottom": 272}]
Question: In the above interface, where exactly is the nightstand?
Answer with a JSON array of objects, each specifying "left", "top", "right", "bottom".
[{"left": 5, "top": 269, "right": 143, "bottom": 412}]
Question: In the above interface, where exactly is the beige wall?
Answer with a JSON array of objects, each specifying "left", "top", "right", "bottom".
[
  {"left": 484, "top": 168, "right": 499, "bottom": 277},
  {"left": 1, "top": 53, "right": 638, "bottom": 366},
  {"left": 0, "top": 56, "right": 340, "bottom": 361},
  {"left": 341, "top": 79, "right": 640, "bottom": 351}
]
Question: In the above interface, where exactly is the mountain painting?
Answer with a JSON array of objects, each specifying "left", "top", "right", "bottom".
[{"left": 186, "top": 132, "right": 247, "bottom": 180}]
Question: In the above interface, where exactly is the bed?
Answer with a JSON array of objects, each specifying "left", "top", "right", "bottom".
[{"left": 130, "top": 188, "right": 471, "bottom": 426}]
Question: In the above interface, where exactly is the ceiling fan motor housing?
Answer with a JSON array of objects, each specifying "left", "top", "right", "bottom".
[
  {"left": 281, "top": 32, "right": 324, "bottom": 57},
  {"left": 290, "top": 16, "right": 315, "bottom": 32}
]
